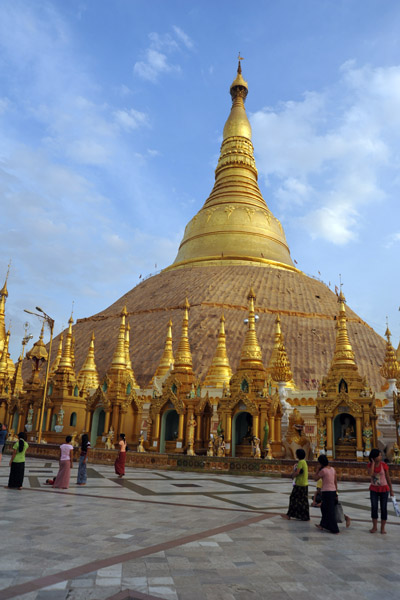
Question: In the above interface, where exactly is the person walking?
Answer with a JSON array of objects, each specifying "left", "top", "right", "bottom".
[
  {"left": 314, "top": 454, "right": 340, "bottom": 534},
  {"left": 282, "top": 448, "right": 310, "bottom": 521},
  {"left": 53, "top": 435, "right": 74, "bottom": 489},
  {"left": 114, "top": 433, "right": 127, "bottom": 478},
  {"left": 6, "top": 432, "right": 28, "bottom": 489},
  {"left": 76, "top": 433, "right": 90, "bottom": 486},
  {"left": 0, "top": 423, "right": 7, "bottom": 465},
  {"left": 367, "top": 448, "right": 393, "bottom": 534}
]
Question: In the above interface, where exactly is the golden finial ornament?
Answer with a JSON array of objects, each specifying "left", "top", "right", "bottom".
[
  {"left": 77, "top": 332, "right": 100, "bottom": 391},
  {"left": 238, "top": 289, "right": 264, "bottom": 372},
  {"left": 173, "top": 298, "right": 194, "bottom": 373},
  {"left": 204, "top": 314, "right": 233, "bottom": 388},
  {"left": 380, "top": 322, "right": 400, "bottom": 380},
  {"left": 124, "top": 322, "right": 139, "bottom": 387},
  {"left": 0, "top": 260, "right": 10, "bottom": 298},
  {"left": 110, "top": 306, "right": 127, "bottom": 370},
  {"left": 50, "top": 333, "right": 63, "bottom": 374},
  {"left": 151, "top": 319, "right": 175, "bottom": 382},
  {"left": 57, "top": 316, "right": 75, "bottom": 372},
  {"left": 168, "top": 62, "right": 294, "bottom": 272},
  {"left": 331, "top": 291, "right": 356, "bottom": 368}
]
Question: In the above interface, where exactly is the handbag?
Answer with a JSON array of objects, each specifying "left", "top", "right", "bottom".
[{"left": 334, "top": 500, "right": 344, "bottom": 523}]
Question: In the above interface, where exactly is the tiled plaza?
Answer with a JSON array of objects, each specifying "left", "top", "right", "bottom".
[{"left": 0, "top": 458, "right": 399, "bottom": 600}]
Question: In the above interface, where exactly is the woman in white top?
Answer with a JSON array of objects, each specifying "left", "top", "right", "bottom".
[{"left": 53, "top": 435, "right": 74, "bottom": 489}]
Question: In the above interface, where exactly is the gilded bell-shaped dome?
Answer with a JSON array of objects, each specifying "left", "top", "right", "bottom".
[{"left": 168, "top": 61, "right": 295, "bottom": 271}]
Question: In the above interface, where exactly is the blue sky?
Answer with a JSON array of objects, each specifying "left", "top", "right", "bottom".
[{"left": 1, "top": 0, "right": 400, "bottom": 361}]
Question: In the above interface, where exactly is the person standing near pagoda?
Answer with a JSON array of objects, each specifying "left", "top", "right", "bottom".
[
  {"left": 114, "top": 433, "right": 127, "bottom": 478},
  {"left": 367, "top": 448, "right": 393, "bottom": 534}
]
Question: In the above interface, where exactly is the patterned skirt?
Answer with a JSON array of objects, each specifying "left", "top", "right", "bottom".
[
  {"left": 114, "top": 451, "right": 126, "bottom": 476},
  {"left": 76, "top": 455, "right": 87, "bottom": 484},
  {"left": 287, "top": 485, "right": 310, "bottom": 520},
  {"left": 53, "top": 460, "right": 71, "bottom": 489}
]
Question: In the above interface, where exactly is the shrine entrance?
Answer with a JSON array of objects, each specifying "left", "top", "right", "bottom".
[
  {"left": 91, "top": 408, "right": 105, "bottom": 448},
  {"left": 160, "top": 409, "right": 179, "bottom": 453},
  {"left": 232, "top": 411, "right": 253, "bottom": 457},
  {"left": 333, "top": 413, "right": 357, "bottom": 460}
]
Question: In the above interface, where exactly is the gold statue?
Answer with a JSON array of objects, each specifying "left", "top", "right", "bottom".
[
  {"left": 187, "top": 440, "right": 195, "bottom": 456},
  {"left": 7, "top": 429, "right": 18, "bottom": 442},
  {"left": 392, "top": 442, "right": 400, "bottom": 464},
  {"left": 187, "top": 415, "right": 197, "bottom": 443},
  {"left": 71, "top": 431, "right": 80, "bottom": 448},
  {"left": 137, "top": 432, "right": 145, "bottom": 453},
  {"left": 105, "top": 427, "right": 114, "bottom": 450},
  {"left": 207, "top": 436, "right": 214, "bottom": 457},
  {"left": 362, "top": 422, "right": 373, "bottom": 454},
  {"left": 216, "top": 435, "right": 225, "bottom": 457},
  {"left": 252, "top": 436, "right": 261, "bottom": 459},
  {"left": 317, "top": 422, "right": 326, "bottom": 451}
]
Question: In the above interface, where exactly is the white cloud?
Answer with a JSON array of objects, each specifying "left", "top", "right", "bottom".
[
  {"left": 251, "top": 62, "right": 400, "bottom": 245},
  {"left": 133, "top": 26, "right": 193, "bottom": 83},
  {"left": 172, "top": 26, "right": 194, "bottom": 49},
  {"left": 113, "top": 108, "right": 149, "bottom": 131}
]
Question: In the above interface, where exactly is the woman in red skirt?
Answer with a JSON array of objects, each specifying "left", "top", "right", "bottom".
[{"left": 114, "top": 433, "right": 127, "bottom": 478}]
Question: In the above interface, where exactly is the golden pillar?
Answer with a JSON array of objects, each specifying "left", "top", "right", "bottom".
[
  {"left": 178, "top": 413, "right": 184, "bottom": 440},
  {"left": 119, "top": 408, "right": 126, "bottom": 434},
  {"left": 253, "top": 415, "right": 259, "bottom": 438},
  {"left": 154, "top": 413, "right": 161, "bottom": 440},
  {"left": 85, "top": 410, "right": 92, "bottom": 433},
  {"left": 17, "top": 413, "right": 23, "bottom": 433},
  {"left": 326, "top": 416, "right": 333, "bottom": 455},
  {"left": 276, "top": 417, "right": 282, "bottom": 442},
  {"left": 226, "top": 413, "right": 232, "bottom": 444},
  {"left": 45, "top": 408, "right": 52, "bottom": 431},
  {"left": 196, "top": 415, "right": 201, "bottom": 441},
  {"left": 269, "top": 415, "right": 275, "bottom": 442},
  {"left": 0, "top": 402, "right": 5, "bottom": 423},
  {"left": 104, "top": 410, "right": 111, "bottom": 435}
]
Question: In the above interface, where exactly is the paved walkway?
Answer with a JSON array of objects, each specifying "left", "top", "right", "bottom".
[{"left": 0, "top": 458, "right": 399, "bottom": 600}]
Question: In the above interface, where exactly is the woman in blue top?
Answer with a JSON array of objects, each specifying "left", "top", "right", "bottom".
[
  {"left": 6, "top": 432, "right": 28, "bottom": 490},
  {"left": 282, "top": 448, "right": 310, "bottom": 521}
]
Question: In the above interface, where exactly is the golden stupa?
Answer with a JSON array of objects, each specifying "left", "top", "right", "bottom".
[{"left": 22, "top": 61, "right": 386, "bottom": 393}]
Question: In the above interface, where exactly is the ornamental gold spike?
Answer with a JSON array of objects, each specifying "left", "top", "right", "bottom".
[
  {"left": 271, "top": 337, "right": 293, "bottom": 384},
  {"left": 110, "top": 306, "right": 127, "bottom": 370},
  {"left": 151, "top": 319, "right": 175, "bottom": 382},
  {"left": 238, "top": 289, "right": 264, "bottom": 371},
  {"left": 380, "top": 323, "right": 400, "bottom": 380},
  {"left": 58, "top": 316, "right": 74, "bottom": 372},
  {"left": 169, "top": 63, "right": 294, "bottom": 271},
  {"left": 204, "top": 314, "right": 232, "bottom": 388},
  {"left": 330, "top": 291, "right": 356, "bottom": 368},
  {"left": 50, "top": 333, "right": 63, "bottom": 374},
  {"left": 173, "top": 298, "right": 194, "bottom": 373},
  {"left": 125, "top": 322, "right": 139, "bottom": 387},
  {"left": 77, "top": 331, "right": 100, "bottom": 391}
]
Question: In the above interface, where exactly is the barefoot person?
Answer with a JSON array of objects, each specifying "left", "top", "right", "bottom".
[
  {"left": 6, "top": 432, "right": 28, "bottom": 489},
  {"left": 0, "top": 423, "right": 7, "bottom": 465},
  {"left": 282, "top": 448, "right": 310, "bottom": 521},
  {"left": 313, "top": 454, "right": 339, "bottom": 534},
  {"left": 367, "top": 448, "right": 393, "bottom": 534},
  {"left": 114, "top": 433, "right": 127, "bottom": 478},
  {"left": 76, "top": 433, "right": 90, "bottom": 486},
  {"left": 53, "top": 435, "right": 74, "bottom": 489}
]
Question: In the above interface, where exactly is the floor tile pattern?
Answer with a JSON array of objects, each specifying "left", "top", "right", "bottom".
[{"left": 0, "top": 459, "right": 399, "bottom": 599}]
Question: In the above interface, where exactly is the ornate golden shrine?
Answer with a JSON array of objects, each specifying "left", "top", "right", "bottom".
[{"left": 316, "top": 292, "right": 377, "bottom": 461}]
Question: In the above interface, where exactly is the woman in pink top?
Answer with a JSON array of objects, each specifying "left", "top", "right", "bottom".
[
  {"left": 367, "top": 448, "right": 393, "bottom": 534},
  {"left": 313, "top": 454, "right": 339, "bottom": 534},
  {"left": 53, "top": 435, "right": 74, "bottom": 489}
]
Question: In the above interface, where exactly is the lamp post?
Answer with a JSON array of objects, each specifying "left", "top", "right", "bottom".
[{"left": 24, "top": 307, "right": 54, "bottom": 444}]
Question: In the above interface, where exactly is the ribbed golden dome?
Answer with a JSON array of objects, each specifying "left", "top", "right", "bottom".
[{"left": 169, "top": 62, "right": 295, "bottom": 272}]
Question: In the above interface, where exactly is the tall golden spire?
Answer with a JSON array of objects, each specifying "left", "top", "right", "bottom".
[
  {"left": 173, "top": 298, "right": 194, "bottom": 373},
  {"left": 0, "top": 264, "right": 10, "bottom": 353},
  {"left": 57, "top": 316, "right": 74, "bottom": 372},
  {"left": 271, "top": 337, "right": 293, "bottom": 384},
  {"left": 11, "top": 353, "right": 24, "bottom": 395},
  {"left": 26, "top": 323, "right": 48, "bottom": 383},
  {"left": 238, "top": 289, "right": 265, "bottom": 373},
  {"left": 151, "top": 319, "right": 175, "bottom": 382},
  {"left": 203, "top": 314, "right": 232, "bottom": 387},
  {"left": 77, "top": 332, "right": 100, "bottom": 391},
  {"left": 267, "top": 315, "right": 282, "bottom": 375},
  {"left": 330, "top": 291, "right": 356, "bottom": 369},
  {"left": 125, "top": 322, "right": 139, "bottom": 387},
  {"left": 380, "top": 325, "right": 400, "bottom": 380},
  {"left": 50, "top": 334, "right": 63, "bottom": 374},
  {"left": 168, "top": 62, "right": 294, "bottom": 272},
  {"left": 0, "top": 329, "right": 9, "bottom": 375},
  {"left": 110, "top": 306, "right": 127, "bottom": 370}
]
